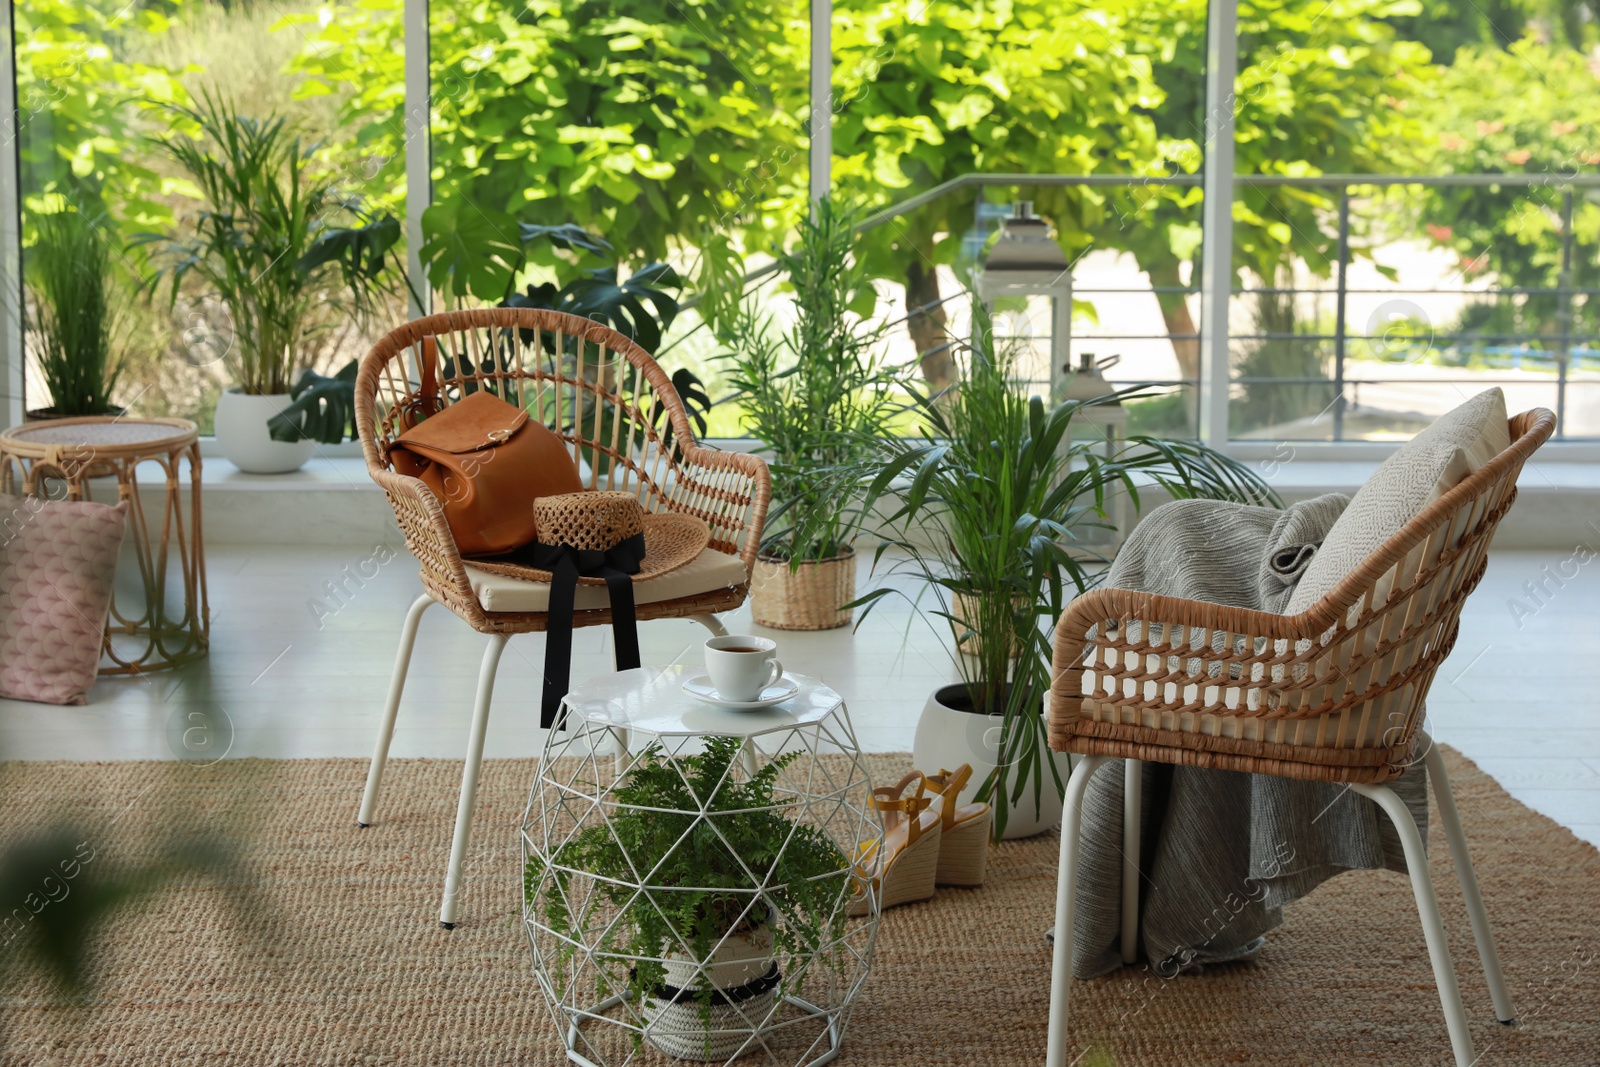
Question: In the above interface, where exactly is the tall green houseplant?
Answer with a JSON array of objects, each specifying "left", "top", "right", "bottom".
[
  {"left": 139, "top": 91, "right": 399, "bottom": 396},
  {"left": 855, "top": 306, "right": 1276, "bottom": 838},
  {"left": 720, "top": 199, "right": 899, "bottom": 630},
  {"left": 24, "top": 204, "right": 123, "bottom": 418}
]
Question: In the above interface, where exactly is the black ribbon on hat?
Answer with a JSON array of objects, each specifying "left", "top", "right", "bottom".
[{"left": 526, "top": 531, "right": 646, "bottom": 729}]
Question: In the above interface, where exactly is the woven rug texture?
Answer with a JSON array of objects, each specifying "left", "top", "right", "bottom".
[{"left": 0, "top": 749, "right": 1595, "bottom": 1066}]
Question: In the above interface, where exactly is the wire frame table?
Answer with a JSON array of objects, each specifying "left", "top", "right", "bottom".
[
  {"left": 522, "top": 665, "right": 881, "bottom": 1067},
  {"left": 0, "top": 417, "right": 208, "bottom": 673}
]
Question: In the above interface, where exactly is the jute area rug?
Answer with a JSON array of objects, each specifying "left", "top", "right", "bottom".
[{"left": 1, "top": 749, "right": 1595, "bottom": 1066}]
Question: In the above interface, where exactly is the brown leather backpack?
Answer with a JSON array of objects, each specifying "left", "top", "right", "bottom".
[{"left": 390, "top": 346, "right": 583, "bottom": 557}]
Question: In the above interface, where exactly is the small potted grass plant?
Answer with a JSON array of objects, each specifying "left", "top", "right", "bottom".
[
  {"left": 719, "top": 198, "right": 899, "bottom": 630},
  {"left": 852, "top": 299, "right": 1275, "bottom": 838},
  {"left": 23, "top": 203, "right": 124, "bottom": 420},
  {"left": 527, "top": 737, "right": 849, "bottom": 1061},
  {"left": 137, "top": 91, "right": 398, "bottom": 473}
]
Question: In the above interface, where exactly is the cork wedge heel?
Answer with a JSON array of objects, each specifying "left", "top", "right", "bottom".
[
  {"left": 925, "top": 764, "right": 993, "bottom": 888},
  {"left": 848, "top": 771, "right": 942, "bottom": 916}
]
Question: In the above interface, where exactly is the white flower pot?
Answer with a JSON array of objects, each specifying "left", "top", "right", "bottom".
[
  {"left": 642, "top": 924, "right": 779, "bottom": 1061},
  {"left": 912, "top": 683, "right": 1074, "bottom": 840},
  {"left": 213, "top": 389, "right": 314, "bottom": 474}
]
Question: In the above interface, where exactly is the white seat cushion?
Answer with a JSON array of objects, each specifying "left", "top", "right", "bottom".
[
  {"left": 1286, "top": 387, "right": 1510, "bottom": 614},
  {"left": 466, "top": 547, "right": 748, "bottom": 614}
]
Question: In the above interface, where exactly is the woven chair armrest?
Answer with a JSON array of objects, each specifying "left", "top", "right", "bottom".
[
  {"left": 1050, "top": 587, "right": 1337, "bottom": 730},
  {"left": 368, "top": 467, "right": 477, "bottom": 609},
  {"left": 670, "top": 444, "right": 772, "bottom": 574}
]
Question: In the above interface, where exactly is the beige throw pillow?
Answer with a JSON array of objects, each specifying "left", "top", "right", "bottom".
[{"left": 1285, "top": 388, "right": 1510, "bottom": 614}]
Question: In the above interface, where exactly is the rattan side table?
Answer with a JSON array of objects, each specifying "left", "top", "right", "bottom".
[{"left": 0, "top": 417, "right": 208, "bottom": 673}]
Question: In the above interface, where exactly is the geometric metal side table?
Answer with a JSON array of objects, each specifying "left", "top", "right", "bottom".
[
  {"left": 522, "top": 665, "right": 881, "bottom": 1067},
  {"left": 0, "top": 416, "right": 208, "bottom": 673}
]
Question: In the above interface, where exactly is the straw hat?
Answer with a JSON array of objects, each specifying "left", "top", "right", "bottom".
[{"left": 470, "top": 491, "right": 708, "bottom": 585}]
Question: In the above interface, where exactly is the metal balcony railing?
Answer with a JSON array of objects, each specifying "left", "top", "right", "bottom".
[{"left": 822, "top": 172, "right": 1600, "bottom": 441}]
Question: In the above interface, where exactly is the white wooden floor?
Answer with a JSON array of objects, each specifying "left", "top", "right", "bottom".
[{"left": 1, "top": 546, "right": 1595, "bottom": 845}]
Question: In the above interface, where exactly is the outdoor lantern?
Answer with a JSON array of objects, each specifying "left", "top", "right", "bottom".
[
  {"left": 1062, "top": 351, "right": 1130, "bottom": 453},
  {"left": 974, "top": 201, "right": 1073, "bottom": 397},
  {"left": 1063, "top": 351, "right": 1133, "bottom": 549}
]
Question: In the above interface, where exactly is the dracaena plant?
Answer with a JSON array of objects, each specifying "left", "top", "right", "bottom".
[
  {"left": 135, "top": 90, "right": 399, "bottom": 397},
  {"left": 851, "top": 297, "right": 1277, "bottom": 837}
]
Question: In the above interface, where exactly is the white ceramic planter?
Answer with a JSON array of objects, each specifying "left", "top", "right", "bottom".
[
  {"left": 213, "top": 389, "right": 314, "bottom": 474},
  {"left": 912, "top": 683, "right": 1074, "bottom": 840}
]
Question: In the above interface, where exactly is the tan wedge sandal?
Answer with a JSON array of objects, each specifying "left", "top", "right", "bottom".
[
  {"left": 924, "top": 764, "right": 993, "bottom": 887},
  {"left": 847, "top": 771, "right": 942, "bottom": 916}
]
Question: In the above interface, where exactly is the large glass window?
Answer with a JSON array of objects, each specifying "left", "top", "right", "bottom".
[
  {"left": 11, "top": 0, "right": 1595, "bottom": 443},
  {"left": 418, "top": 0, "right": 809, "bottom": 435},
  {"left": 14, "top": 0, "right": 406, "bottom": 429},
  {"left": 1226, "top": 2, "right": 1599, "bottom": 441}
]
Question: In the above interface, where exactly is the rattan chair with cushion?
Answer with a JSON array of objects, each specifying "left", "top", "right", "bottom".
[
  {"left": 1043, "top": 408, "right": 1556, "bottom": 1067},
  {"left": 352, "top": 308, "right": 771, "bottom": 927}
]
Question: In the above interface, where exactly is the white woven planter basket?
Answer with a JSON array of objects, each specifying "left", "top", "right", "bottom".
[{"left": 642, "top": 927, "right": 780, "bottom": 1061}]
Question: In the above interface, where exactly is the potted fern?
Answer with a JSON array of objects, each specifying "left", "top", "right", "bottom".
[
  {"left": 853, "top": 306, "right": 1275, "bottom": 838},
  {"left": 718, "top": 199, "right": 898, "bottom": 630},
  {"left": 23, "top": 204, "right": 124, "bottom": 420},
  {"left": 526, "top": 738, "right": 850, "bottom": 1061},
  {"left": 137, "top": 91, "right": 399, "bottom": 473}
]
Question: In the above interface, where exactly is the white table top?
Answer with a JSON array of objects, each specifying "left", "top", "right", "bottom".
[{"left": 561, "top": 665, "right": 845, "bottom": 739}]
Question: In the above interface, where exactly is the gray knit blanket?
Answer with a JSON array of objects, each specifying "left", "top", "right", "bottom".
[{"left": 1069, "top": 493, "right": 1430, "bottom": 979}]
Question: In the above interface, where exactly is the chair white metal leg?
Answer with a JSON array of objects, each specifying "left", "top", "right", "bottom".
[
  {"left": 357, "top": 593, "right": 434, "bottom": 827},
  {"left": 1421, "top": 733, "right": 1517, "bottom": 1024},
  {"left": 689, "top": 612, "right": 728, "bottom": 637},
  {"left": 1351, "top": 781, "right": 1475, "bottom": 1067},
  {"left": 1121, "top": 758, "right": 1143, "bottom": 965},
  {"left": 439, "top": 633, "right": 509, "bottom": 929},
  {"left": 1045, "top": 755, "right": 1108, "bottom": 1067}
]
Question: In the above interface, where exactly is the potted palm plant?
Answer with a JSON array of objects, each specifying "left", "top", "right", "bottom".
[
  {"left": 23, "top": 203, "right": 124, "bottom": 420},
  {"left": 853, "top": 303, "right": 1275, "bottom": 838},
  {"left": 137, "top": 91, "right": 399, "bottom": 473},
  {"left": 719, "top": 199, "right": 898, "bottom": 630},
  {"left": 527, "top": 737, "right": 849, "bottom": 1061}
]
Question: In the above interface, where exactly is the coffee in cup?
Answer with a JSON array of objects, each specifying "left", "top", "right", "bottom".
[{"left": 705, "top": 635, "right": 783, "bottom": 702}]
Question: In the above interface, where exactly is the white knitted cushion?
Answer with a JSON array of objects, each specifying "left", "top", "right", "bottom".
[{"left": 1286, "top": 388, "right": 1510, "bottom": 614}]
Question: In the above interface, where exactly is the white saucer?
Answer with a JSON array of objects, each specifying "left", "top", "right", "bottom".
[{"left": 681, "top": 673, "right": 800, "bottom": 710}]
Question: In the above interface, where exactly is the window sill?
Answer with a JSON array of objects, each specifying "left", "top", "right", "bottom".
[{"left": 156, "top": 456, "right": 1597, "bottom": 551}]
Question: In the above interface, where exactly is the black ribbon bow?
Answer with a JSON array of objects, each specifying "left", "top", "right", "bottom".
[{"left": 524, "top": 531, "right": 646, "bottom": 729}]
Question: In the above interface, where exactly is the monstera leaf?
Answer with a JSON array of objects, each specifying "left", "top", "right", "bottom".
[
  {"left": 559, "top": 263, "right": 682, "bottom": 354},
  {"left": 518, "top": 223, "right": 613, "bottom": 259},
  {"left": 267, "top": 359, "right": 359, "bottom": 444},
  {"left": 418, "top": 201, "right": 522, "bottom": 302},
  {"left": 298, "top": 216, "right": 402, "bottom": 282},
  {"left": 654, "top": 367, "right": 711, "bottom": 449}
]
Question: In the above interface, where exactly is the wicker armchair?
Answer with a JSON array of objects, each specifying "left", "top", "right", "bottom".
[
  {"left": 1043, "top": 409, "right": 1556, "bottom": 1067},
  {"left": 351, "top": 309, "right": 770, "bottom": 927}
]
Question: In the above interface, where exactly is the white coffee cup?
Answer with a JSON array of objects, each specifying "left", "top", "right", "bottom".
[{"left": 704, "top": 635, "right": 783, "bottom": 702}]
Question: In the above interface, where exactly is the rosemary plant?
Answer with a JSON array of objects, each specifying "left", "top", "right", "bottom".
[{"left": 718, "top": 198, "right": 899, "bottom": 563}]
